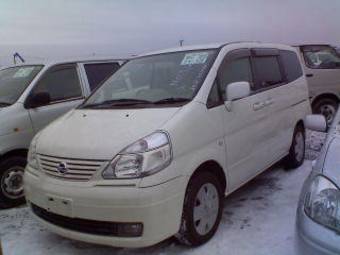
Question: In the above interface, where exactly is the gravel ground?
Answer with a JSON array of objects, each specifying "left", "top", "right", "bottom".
[{"left": 0, "top": 131, "right": 326, "bottom": 255}]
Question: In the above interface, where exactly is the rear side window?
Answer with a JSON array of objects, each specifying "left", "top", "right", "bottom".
[
  {"left": 32, "top": 64, "right": 82, "bottom": 102},
  {"left": 84, "top": 63, "right": 120, "bottom": 91},
  {"left": 252, "top": 56, "right": 283, "bottom": 89},
  {"left": 280, "top": 50, "right": 303, "bottom": 82},
  {"left": 302, "top": 45, "right": 340, "bottom": 69}
]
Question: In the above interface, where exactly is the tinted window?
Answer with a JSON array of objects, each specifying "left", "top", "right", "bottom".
[
  {"left": 302, "top": 45, "right": 340, "bottom": 69},
  {"left": 219, "top": 57, "right": 253, "bottom": 100},
  {"left": 253, "top": 56, "right": 283, "bottom": 88},
  {"left": 280, "top": 50, "right": 303, "bottom": 82},
  {"left": 32, "top": 64, "right": 82, "bottom": 103},
  {"left": 84, "top": 63, "right": 120, "bottom": 91},
  {"left": 207, "top": 81, "right": 221, "bottom": 108}
]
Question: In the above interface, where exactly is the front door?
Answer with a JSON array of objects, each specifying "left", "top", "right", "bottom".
[{"left": 218, "top": 49, "right": 275, "bottom": 192}]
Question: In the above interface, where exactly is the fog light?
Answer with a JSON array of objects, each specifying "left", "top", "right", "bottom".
[{"left": 117, "top": 223, "right": 143, "bottom": 237}]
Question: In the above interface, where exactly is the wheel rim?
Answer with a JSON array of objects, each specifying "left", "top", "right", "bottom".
[
  {"left": 294, "top": 131, "right": 305, "bottom": 163},
  {"left": 1, "top": 167, "right": 25, "bottom": 199},
  {"left": 319, "top": 104, "right": 336, "bottom": 125},
  {"left": 193, "top": 183, "right": 219, "bottom": 236}
]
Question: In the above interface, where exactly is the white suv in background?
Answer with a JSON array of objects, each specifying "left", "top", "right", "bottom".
[
  {"left": 24, "top": 42, "right": 310, "bottom": 248},
  {"left": 296, "top": 44, "right": 340, "bottom": 125},
  {"left": 0, "top": 59, "right": 123, "bottom": 208}
]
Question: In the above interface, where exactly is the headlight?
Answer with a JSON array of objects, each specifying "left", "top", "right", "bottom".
[
  {"left": 304, "top": 175, "right": 340, "bottom": 232},
  {"left": 102, "top": 131, "right": 172, "bottom": 179},
  {"left": 27, "top": 135, "right": 39, "bottom": 169}
]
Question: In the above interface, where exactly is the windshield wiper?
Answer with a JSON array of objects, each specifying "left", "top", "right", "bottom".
[
  {"left": 82, "top": 99, "right": 153, "bottom": 109},
  {"left": 152, "top": 97, "right": 191, "bottom": 105}
]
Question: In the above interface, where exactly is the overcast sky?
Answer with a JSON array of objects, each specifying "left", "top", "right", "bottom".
[{"left": 0, "top": 0, "right": 340, "bottom": 64}]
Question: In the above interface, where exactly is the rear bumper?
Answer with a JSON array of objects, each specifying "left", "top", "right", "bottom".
[{"left": 24, "top": 166, "right": 186, "bottom": 248}]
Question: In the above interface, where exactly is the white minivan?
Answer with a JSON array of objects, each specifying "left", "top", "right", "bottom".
[
  {"left": 24, "top": 42, "right": 310, "bottom": 247},
  {"left": 296, "top": 44, "right": 340, "bottom": 125},
  {"left": 0, "top": 59, "right": 122, "bottom": 208}
]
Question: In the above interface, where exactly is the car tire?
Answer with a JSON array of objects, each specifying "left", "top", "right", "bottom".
[
  {"left": 312, "top": 97, "right": 338, "bottom": 127},
  {"left": 175, "top": 172, "right": 223, "bottom": 246},
  {"left": 0, "top": 156, "right": 26, "bottom": 209},
  {"left": 284, "top": 125, "right": 305, "bottom": 170}
]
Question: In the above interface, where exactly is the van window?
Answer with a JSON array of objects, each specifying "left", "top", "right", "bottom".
[
  {"left": 32, "top": 64, "right": 82, "bottom": 103},
  {"left": 302, "top": 46, "right": 340, "bottom": 69},
  {"left": 0, "top": 65, "right": 43, "bottom": 105},
  {"left": 82, "top": 49, "right": 217, "bottom": 108},
  {"left": 219, "top": 57, "right": 253, "bottom": 100},
  {"left": 207, "top": 81, "right": 222, "bottom": 108},
  {"left": 280, "top": 50, "right": 303, "bottom": 82},
  {"left": 252, "top": 56, "right": 283, "bottom": 89},
  {"left": 84, "top": 63, "right": 120, "bottom": 91}
]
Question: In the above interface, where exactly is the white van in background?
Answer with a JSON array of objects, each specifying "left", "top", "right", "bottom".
[
  {"left": 24, "top": 42, "right": 310, "bottom": 247},
  {"left": 0, "top": 58, "right": 123, "bottom": 208},
  {"left": 296, "top": 44, "right": 340, "bottom": 125}
]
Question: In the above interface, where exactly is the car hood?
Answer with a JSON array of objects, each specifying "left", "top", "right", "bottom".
[{"left": 37, "top": 108, "right": 180, "bottom": 160}]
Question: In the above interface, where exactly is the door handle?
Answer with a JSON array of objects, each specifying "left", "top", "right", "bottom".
[
  {"left": 306, "top": 73, "right": 314, "bottom": 78},
  {"left": 253, "top": 102, "right": 265, "bottom": 111},
  {"left": 264, "top": 99, "right": 274, "bottom": 106}
]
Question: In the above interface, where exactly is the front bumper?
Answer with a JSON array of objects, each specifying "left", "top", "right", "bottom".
[
  {"left": 296, "top": 204, "right": 340, "bottom": 255},
  {"left": 24, "top": 165, "right": 186, "bottom": 248}
]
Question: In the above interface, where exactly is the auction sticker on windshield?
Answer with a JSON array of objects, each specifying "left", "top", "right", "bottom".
[
  {"left": 13, "top": 67, "right": 35, "bottom": 78},
  {"left": 181, "top": 52, "right": 209, "bottom": 65}
]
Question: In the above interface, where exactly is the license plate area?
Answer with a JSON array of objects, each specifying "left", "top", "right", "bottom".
[{"left": 46, "top": 195, "right": 73, "bottom": 217}]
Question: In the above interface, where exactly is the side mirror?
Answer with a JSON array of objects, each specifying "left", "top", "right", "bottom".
[
  {"left": 226, "top": 81, "right": 251, "bottom": 101},
  {"left": 305, "top": 114, "right": 327, "bottom": 132},
  {"left": 25, "top": 92, "right": 51, "bottom": 109}
]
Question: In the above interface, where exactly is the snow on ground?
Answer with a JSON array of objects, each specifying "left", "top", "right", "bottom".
[{"left": 0, "top": 132, "right": 326, "bottom": 255}]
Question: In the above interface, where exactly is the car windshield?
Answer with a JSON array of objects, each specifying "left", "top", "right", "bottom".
[
  {"left": 302, "top": 46, "right": 340, "bottom": 69},
  {"left": 82, "top": 49, "right": 217, "bottom": 109},
  {"left": 0, "top": 65, "right": 43, "bottom": 106}
]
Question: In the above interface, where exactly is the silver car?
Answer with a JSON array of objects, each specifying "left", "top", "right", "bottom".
[{"left": 296, "top": 111, "right": 340, "bottom": 254}]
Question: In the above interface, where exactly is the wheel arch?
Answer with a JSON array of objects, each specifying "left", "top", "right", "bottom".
[
  {"left": 311, "top": 93, "right": 339, "bottom": 108},
  {"left": 188, "top": 160, "right": 227, "bottom": 194},
  {"left": 0, "top": 149, "right": 28, "bottom": 163}
]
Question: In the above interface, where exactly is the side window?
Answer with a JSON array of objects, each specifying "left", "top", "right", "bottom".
[
  {"left": 84, "top": 63, "right": 120, "bottom": 91},
  {"left": 32, "top": 64, "right": 82, "bottom": 103},
  {"left": 302, "top": 46, "right": 340, "bottom": 69},
  {"left": 252, "top": 56, "right": 283, "bottom": 89},
  {"left": 280, "top": 50, "right": 303, "bottom": 82},
  {"left": 207, "top": 81, "right": 222, "bottom": 108},
  {"left": 219, "top": 57, "right": 253, "bottom": 100}
]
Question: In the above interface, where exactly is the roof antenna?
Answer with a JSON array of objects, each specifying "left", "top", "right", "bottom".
[
  {"left": 13, "top": 52, "right": 25, "bottom": 65},
  {"left": 179, "top": 39, "right": 184, "bottom": 47}
]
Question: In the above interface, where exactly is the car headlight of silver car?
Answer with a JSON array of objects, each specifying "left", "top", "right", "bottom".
[
  {"left": 304, "top": 175, "right": 340, "bottom": 232},
  {"left": 102, "top": 131, "right": 172, "bottom": 179},
  {"left": 27, "top": 136, "right": 39, "bottom": 169}
]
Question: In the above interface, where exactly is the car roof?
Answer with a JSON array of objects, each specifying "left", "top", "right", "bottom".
[
  {"left": 138, "top": 41, "right": 297, "bottom": 57},
  {"left": 1, "top": 56, "right": 127, "bottom": 69}
]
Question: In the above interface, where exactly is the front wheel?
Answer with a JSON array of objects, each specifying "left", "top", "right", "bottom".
[
  {"left": 284, "top": 125, "right": 305, "bottom": 170},
  {"left": 0, "top": 156, "right": 26, "bottom": 209},
  {"left": 176, "top": 172, "right": 223, "bottom": 246}
]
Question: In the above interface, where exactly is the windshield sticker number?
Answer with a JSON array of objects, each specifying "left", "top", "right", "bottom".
[
  {"left": 13, "top": 67, "right": 35, "bottom": 78},
  {"left": 181, "top": 52, "right": 209, "bottom": 65}
]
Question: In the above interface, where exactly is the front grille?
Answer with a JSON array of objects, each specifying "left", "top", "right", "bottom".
[
  {"left": 31, "top": 203, "right": 142, "bottom": 237},
  {"left": 38, "top": 154, "right": 106, "bottom": 181}
]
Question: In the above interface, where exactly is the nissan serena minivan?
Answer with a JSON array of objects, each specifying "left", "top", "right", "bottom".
[
  {"left": 24, "top": 42, "right": 311, "bottom": 248},
  {"left": 0, "top": 58, "right": 122, "bottom": 208}
]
